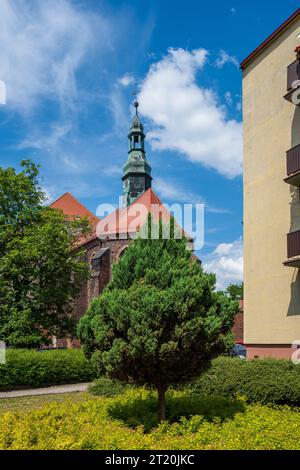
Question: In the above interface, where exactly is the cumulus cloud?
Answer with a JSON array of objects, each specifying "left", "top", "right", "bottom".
[
  {"left": 138, "top": 48, "right": 243, "bottom": 178},
  {"left": 203, "top": 238, "right": 243, "bottom": 290},
  {"left": 0, "top": 0, "right": 111, "bottom": 113}
]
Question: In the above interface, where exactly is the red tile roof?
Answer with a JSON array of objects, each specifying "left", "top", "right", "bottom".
[
  {"left": 96, "top": 188, "right": 190, "bottom": 240},
  {"left": 96, "top": 189, "right": 167, "bottom": 236},
  {"left": 241, "top": 8, "right": 300, "bottom": 70},
  {"left": 50, "top": 189, "right": 191, "bottom": 247},
  {"left": 50, "top": 192, "right": 99, "bottom": 226}
]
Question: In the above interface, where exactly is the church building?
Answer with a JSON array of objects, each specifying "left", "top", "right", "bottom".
[{"left": 50, "top": 101, "right": 184, "bottom": 343}]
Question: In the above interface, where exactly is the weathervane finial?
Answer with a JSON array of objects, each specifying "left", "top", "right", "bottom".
[{"left": 132, "top": 87, "right": 139, "bottom": 115}]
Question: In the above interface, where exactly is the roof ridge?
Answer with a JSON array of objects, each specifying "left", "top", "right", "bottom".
[
  {"left": 241, "top": 8, "right": 300, "bottom": 69},
  {"left": 50, "top": 192, "right": 99, "bottom": 221},
  {"left": 49, "top": 192, "right": 71, "bottom": 206}
]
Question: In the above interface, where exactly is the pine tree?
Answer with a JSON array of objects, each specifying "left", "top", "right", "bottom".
[{"left": 78, "top": 221, "right": 238, "bottom": 421}]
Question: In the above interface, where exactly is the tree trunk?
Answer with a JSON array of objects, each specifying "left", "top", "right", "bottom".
[{"left": 158, "top": 387, "right": 167, "bottom": 422}]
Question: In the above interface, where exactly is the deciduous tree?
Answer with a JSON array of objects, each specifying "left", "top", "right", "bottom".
[{"left": 0, "top": 160, "right": 90, "bottom": 347}]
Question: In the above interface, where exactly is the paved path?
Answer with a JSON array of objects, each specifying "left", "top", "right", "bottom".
[{"left": 0, "top": 383, "right": 90, "bottom": 399}]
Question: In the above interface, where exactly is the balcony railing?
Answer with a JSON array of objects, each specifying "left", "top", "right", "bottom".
[
  {"left": 284, "top": 144, "right": 300, "bottom": 186},
  {"left": 287, "top": 144, "right": 300, "bottom": 175},
  {"left": 287, "top": 60, "right": 300, "bottom": 91},
  {"left": 284, "top": 231, "right": 300, "bottom": 267},
  {"left": 288, "top": 230, "right": 300, "bottom": 258}
]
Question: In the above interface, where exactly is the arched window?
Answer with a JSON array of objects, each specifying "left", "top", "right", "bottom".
[{"left": 117, "top": 245, "right": 128, "bottom": 262}]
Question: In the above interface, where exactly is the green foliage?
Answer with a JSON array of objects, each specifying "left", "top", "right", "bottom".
[
  {"left": 0, "top": 160, "right": 90, "bottom": 347},
  {"left": 78, "top": 222, "right": 238, "bottom": 419},
  {"left": 190, "top": 356, "right": 300, "bottom": 405},
  {"left": 224, "top": 283, "right": 243, "bottom": 301},
  {"left": 108, "top": 389, "right": 244, "bottom": 432},
  {"left": 89, "top": 377, "right": 130, "bottom": 397},
  {"left": 0, "top": 349, "right": 97, "bottom": 390},
  {"left": 1, "top": 389, "right": 300, "bottom": 449}
]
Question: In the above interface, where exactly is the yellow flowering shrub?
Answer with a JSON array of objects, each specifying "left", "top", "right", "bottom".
[{"left": 0, "top": 389, "right": 300, "bottom": 450}]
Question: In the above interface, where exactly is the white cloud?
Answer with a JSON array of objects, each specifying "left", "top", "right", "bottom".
[
  {"left": 225, "top": 91, "right": 233, "bottom": 106},
  {"left": 236, "top": 101, "right": 242, "bottom": 112},
  {"left": 154, "top": 177, "right": 229, "bottom": 214},
  {"left": 0, "top": 0, "right": 111, "bottom": 114},
  {"left": 109, "top": 88, "right": 129, "bottom": 135},
  {"left": 138, "top": 48, "right": 243, "bottom": 178},
  {"left": 215, "top": 50, "right": 239, "bottom": 69},
  {"left": 203, "top": 238, "right": 243, "bottom": 290},
  {"left": 155, "top": 178, "right": 201, "bottom": 204},
  {"left": 41, "top": 186, "right": 56, "bottom": 205},
  {"left": 103, "top": 165, "right": 121, "bottom": 177},
  {"left": 19, "top": 123, "right": 72, "bottom": 151},
  {"left": 118, "top": 74, "right": 135, "bottom": 87}
]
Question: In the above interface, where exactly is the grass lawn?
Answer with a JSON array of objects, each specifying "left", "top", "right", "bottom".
[
  {"left": 1, "top": 389, "right": 300, "bottom": 450},
  {"left": 0, "top": 392, "right": 88, "bottom": 414}
]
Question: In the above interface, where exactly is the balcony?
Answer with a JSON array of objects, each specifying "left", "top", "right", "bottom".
[
  {"left": 287, "top": 60, "right": 300, "bottom": 90},
  {"left": 284, "top": 230, "right": 300, "bottom": 267},
  {"left": 284, "top": 144, "right": 300, "bottom": 186},
  {"left": 284, "top": 60, "right": 300, "bottom": 104}
]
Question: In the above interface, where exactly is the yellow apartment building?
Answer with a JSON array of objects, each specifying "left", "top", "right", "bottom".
[{"left": 241, "top": 8, "right": 300, "bottom": 359}]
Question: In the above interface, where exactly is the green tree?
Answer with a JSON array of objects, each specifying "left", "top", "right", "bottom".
[
  {"left": 78, "top": 221, "right": 238, "bottom": 421},
  {"left": 0, "top": 160, "right": 90, "bottom": 348},
  {"left": 224, "top": 283, "right": 244, "bottom": 301}
]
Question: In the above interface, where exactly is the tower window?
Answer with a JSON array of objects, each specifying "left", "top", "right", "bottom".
[{"left": 134, "top": 135, "right": 139, "bottom": 144}]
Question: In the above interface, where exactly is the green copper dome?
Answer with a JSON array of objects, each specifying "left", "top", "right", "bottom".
[{"left": 121, "top": 101, "right": 152, "bottom": 207}]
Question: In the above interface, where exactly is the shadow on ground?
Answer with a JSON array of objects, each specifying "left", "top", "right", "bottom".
[{"left": 108, "top": 393, "right": 245, "bottom": 432}]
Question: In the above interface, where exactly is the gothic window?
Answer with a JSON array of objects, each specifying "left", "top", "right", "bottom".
[
  {"left": 91, "top": 252, "right": 101, "bottom": 272},
  {"left": 117, "top": 245, "right": 128, "bottom": 261}
]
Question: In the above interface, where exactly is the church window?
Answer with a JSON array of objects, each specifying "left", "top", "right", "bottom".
[{"left": 117, "top": 246, "right": 128, "bottom": 261}]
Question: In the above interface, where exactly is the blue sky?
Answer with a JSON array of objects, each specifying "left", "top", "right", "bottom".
[{"left": 0, "top": 0, "right": 299, "bottom": 288}]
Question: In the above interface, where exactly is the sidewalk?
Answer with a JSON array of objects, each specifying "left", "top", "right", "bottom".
[{"left": 0, "top": 383, "right": 90, "bottom": 399}]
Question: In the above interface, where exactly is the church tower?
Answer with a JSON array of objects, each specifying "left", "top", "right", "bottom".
[{"left": 122, "top": 101, "right": 152, "bottom": 207}]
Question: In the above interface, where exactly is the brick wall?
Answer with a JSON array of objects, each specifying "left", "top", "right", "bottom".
[
  {"left": 232, "top": 300, "right": 244, "bottom": 343},
  {"left": 59, "top": 237, "right": 131, "bottom": 348}
]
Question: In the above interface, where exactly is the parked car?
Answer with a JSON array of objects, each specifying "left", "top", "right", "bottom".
[{"left": 230, "top": 342, "right": 247, "bottom": 359}]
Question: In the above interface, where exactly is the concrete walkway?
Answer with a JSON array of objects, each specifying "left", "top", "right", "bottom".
[{"left": 0, "top": 383, "right": 90, "bottom": 399}]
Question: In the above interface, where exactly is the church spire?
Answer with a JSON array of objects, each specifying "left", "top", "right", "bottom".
[{"left": 122, "top": 100, "right": 152, "bottom": 207}]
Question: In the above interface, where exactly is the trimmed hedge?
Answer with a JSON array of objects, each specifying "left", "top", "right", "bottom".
[
  {"left": 190, "top": 356, "right": 300, "bottom": 405},
  {"left": 89, "top": 377, "right": 131, "bottom": 397},
  {"left": 0, "top": 349, "right": 97, "bottom": 390}
]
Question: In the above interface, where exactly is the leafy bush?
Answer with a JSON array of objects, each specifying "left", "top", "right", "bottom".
[
  {"left": 0, "top": 349, "right": 97, "bottom": 390},
  {"left": 190, "top": 356, "right": 300, "bottom": 405},
  {"left": 89, "top": 377, "right": 130, "bottom": 397},
  {"left": 1, "top": 389, "right": 300, "bottom": 449},
  {"left": 108, "top": 389, "right": 245, "bottom": 432}
]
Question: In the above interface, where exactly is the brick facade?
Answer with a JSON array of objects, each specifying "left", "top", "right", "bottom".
[
  {"left": 72, "top": 239, "right": 128, "bottom": 316},
  {"left": 232, "top": 300, "right": 244, "bottom": 343}
]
